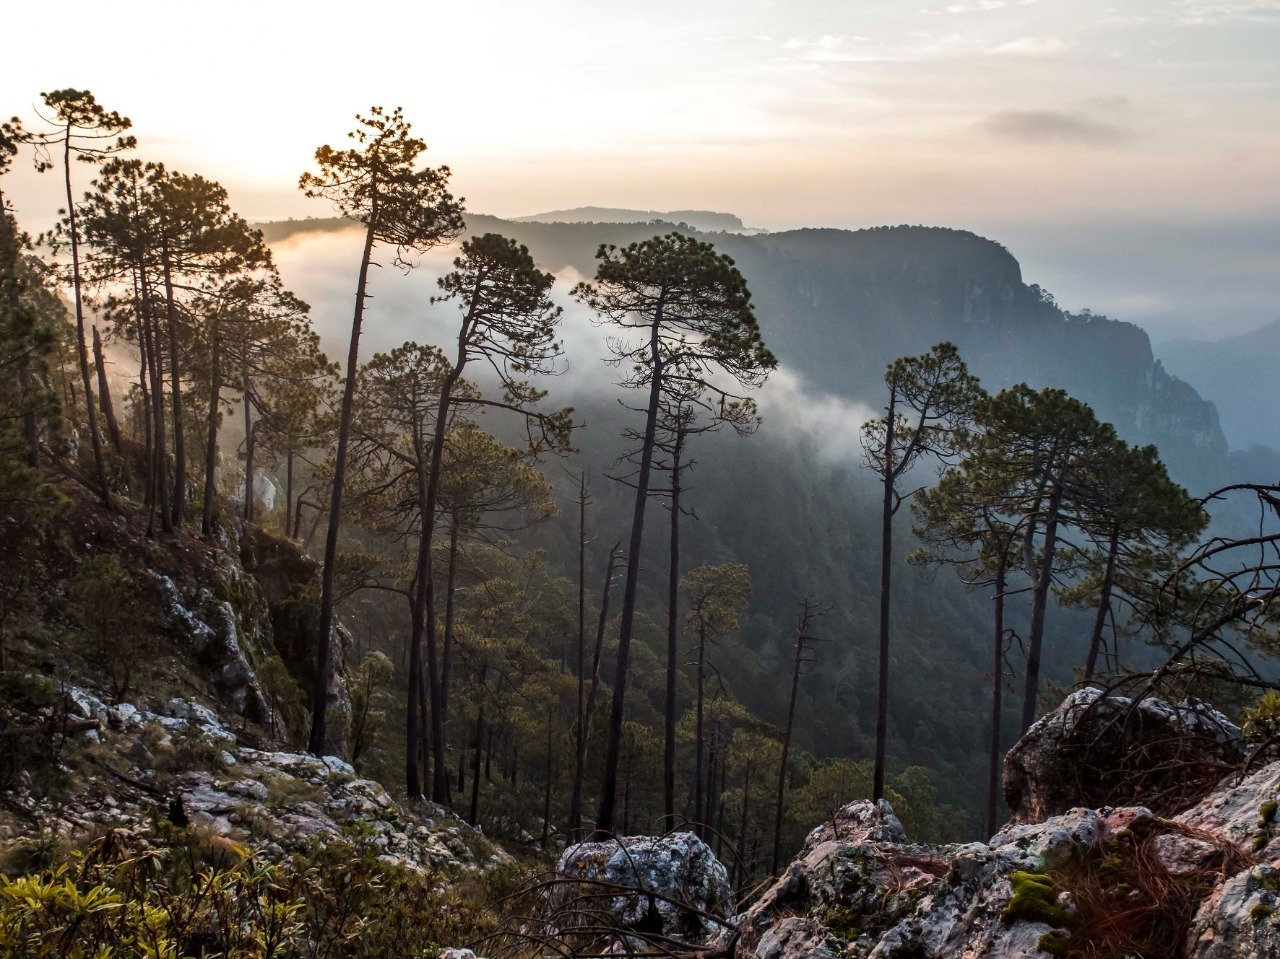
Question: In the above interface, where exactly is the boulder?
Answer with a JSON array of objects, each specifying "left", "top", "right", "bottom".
[
  {"left": 554, "top": 832, "right": 731, "bottom": 943},
  {"left": 1003, "top": 687, "right": 1241, "bottom": 824},
  {"left": 801, "top": 798, "right": 907, "bottom": 852}
]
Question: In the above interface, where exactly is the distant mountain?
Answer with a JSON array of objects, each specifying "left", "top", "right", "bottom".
[
  {"left": 263, "top": 214, "right": 1231, "bottom": 493},
  {"left": 512, "top": 206, "right": 746, "bottom": 232},
  {"left": 1158, "top": 319, "right": 1280, "bottom": 450},
  {"left": 462, "top": 217, "right": 1230, "bottom": 493}
]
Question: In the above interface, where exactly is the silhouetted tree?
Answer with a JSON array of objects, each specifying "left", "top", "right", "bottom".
[
  {"left": 860, "top": 342, "right": 979, "bottom": 801},
  {"left": 299, "top": 106, "right": 464, "bottom": 755}
]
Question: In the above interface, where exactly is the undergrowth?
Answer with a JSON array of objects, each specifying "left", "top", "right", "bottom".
[
  {"left": 1009, "top": 818, "right": 1251, "bottom": 959},
  {"left": 0, "top": 822, "right": 520, "bottom": 958}
]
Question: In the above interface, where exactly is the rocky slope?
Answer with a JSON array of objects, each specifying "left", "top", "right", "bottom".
[
  {"left": 728, "top": 690, "right": 1280, "bottom": 958},
  {"left": 0, "top": 499, "right": 501, "bottom": 876},
  {"left": 2, "top": 683, "right": 501, "bottom": 873}
]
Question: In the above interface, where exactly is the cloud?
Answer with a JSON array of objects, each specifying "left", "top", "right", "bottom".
[
  {"left": 1178, "top": 1, "right": 1280, "bottom": 23},
  {"left": 755, "top": 368, "right": 877, "bottom": 463},
  {"left": 980, "top": 110, "right": 1127, "bottom": 146},
  {"left": 945, "top": 0, "right": 1007, "bottom": 11},
  {"left": 990, "top": 36, "right": 1075, "bottom": 55}
]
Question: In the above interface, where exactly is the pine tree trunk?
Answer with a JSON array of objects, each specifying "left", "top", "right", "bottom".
[
  {"left": 663, "top": 425, "right": 684, "bottom": 830},
  {"left": 92, "top": 327, "right": 123, "bottom": 455},
  {"left": 694, "top": 622, "right": 707, "bottom": 838},
  {"left": 736, "top": 759, "right": 753, "bottom": 896},
  {"left": 440, "top": 512, "right": 461, "bottom": 798},
  {"left": 986, "top": 560, "right": 1007, "bottom": 839},
  {"left": 597, "top": 311, "right": 665, "bottom": 835},
  {"left": 1083, "top": 527, "right": 1120, "bottom": 681},
  {"left": 570, "top": 545, "right": 621, "bottom": 841},
  {"left": 873, "top": 381, "right": 897, "bottom": 802},
  {"left": 773, "top": 623, "right": 805, "bottom": 875},
  {"left": 470, "top": 689, "right": 484, "bottom": 826},
  {"left": 142, "top": 285, "right": 171, "bottom": 533},
  {"left": 161, "top": 237, "right": 186, "bottom": 526},
  {"left": 62, "top": 132, "right": 112, "bottom": 510},
  {"left": 242, "top": 371, "right": 255, "bottom": 524},
  {"left": 201, "top": 319, "right": 221, "bottom": 535},
  {"left": 134, "top": 279, "right": 153, "bottom": 510},
  {"left": 1020, "top": 472, "right": 1066, "bottom": 732},
  {"left": 310, "top": 211, "right": 379, "bottom": 756}
]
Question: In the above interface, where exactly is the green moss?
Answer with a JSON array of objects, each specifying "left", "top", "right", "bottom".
[
  {"left": 1001, "top": 871, "right": 1068, "bottom": 928},
  {"left": 1037, "top": 930, "right": 1072, "bottom": 957},
  {"left": 821, "top": 904, "right": 863, "bottom": 940},
  {"left": 1251, "top": 903, "right": 1276, "bottom": 924},
  {"left": 1255, "top": 835, "right": 1270, "bottom": 852},
  {"left": 1262, "top": 801, "right": 1278, "bottom": 824}
]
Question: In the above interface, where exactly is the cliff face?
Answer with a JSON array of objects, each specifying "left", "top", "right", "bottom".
[{"left": 724, "top": 225, "right": 1228, "bottom": 491}]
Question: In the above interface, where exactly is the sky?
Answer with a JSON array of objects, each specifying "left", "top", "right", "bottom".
[{"left": 3, "top": 0, "right": 1278, "bottom": 339}]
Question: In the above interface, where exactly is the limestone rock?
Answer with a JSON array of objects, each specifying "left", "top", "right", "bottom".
[
  {"left": 555, "top": 832, "right": 731, "bottom": 943},
  {"left": 801, "top": 798, "right": 907, "bottom": 852},
  {"left": 1003, "top": 687, "right": 1241, "bottom": 824}
]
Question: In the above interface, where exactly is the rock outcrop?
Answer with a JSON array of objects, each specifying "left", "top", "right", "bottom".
[
  {"left": 1003, "top": 686, "right": 1241, "bottom": 823},
  {"left": 2, "top": 686, "right": 504, "bottom": 875},
  {"left": 554, "top": 832, "right": 732, "bottom": 944},
  {"left": 733, "top": 691, "right": 1279, "bottom": 959}
]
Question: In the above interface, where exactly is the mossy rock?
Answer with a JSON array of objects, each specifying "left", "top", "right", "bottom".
[{"left": 1001, "top": 871, "right": 1068, "bottom": 928}]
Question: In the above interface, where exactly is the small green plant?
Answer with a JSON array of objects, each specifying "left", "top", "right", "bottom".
[{"left": 1001, "top": 871, "right": 1068, "bottom": 927}]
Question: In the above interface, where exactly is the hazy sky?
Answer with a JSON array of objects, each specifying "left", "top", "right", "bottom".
[{"left": 4, "top": 0, "right": 1278, "bottom": 338}]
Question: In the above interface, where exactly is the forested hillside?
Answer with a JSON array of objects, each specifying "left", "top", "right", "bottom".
[{"left": 2, "top": 96, "right": 1275, "bottom": 908}]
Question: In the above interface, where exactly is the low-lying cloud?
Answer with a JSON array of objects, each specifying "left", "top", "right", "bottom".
[
  {"left": 267, "top": 225, "right": 874, "bottom": 465},
  {"left": 980, "top": 109, "right": 1126, "bottom": 146}
]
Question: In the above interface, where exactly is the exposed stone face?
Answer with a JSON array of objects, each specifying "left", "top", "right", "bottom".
[
  {"left": 729, "top": 694, "right": 1280, "bottom": 959},
  {"left": 1003, "top": 686, "right": 1241, "bottom": 824},
  {"left": 46, "top": 687, "right": 506, "bottom": 874},
  {"left": 554, "top": 832, "right": 732, "bottom": 944},
  {"left": 801, "top": 798, "right": 907, "bottom": 852}
]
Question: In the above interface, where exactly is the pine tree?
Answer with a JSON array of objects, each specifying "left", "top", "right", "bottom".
[
  {"left": 573, "top": 232, "right": 775, "bottom": 834},
  {"left": 299, "top": 106, "right": 464, "bottom": 755}
]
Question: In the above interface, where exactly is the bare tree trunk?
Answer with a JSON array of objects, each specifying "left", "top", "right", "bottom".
[
  {"left": 92, "top": 326, "right": 122, "bottom": 455},
  {"left": 1021, "top": 472, "right": 1066, "bottom": 732},
  {"left": 570, "top": 544, "right": 622, "bottom": 842},
  {"left": 62, "top": 132, "right": 112, "bottom": 510},
  {"left": 986, "top": 561, "right": 1007, "bottom": 840},
  {"left": 310, "top": 210, "right": 379, "bottom": 756},
  {"left": 1083, "top": 526, "right": 1120, "bottom": 682},
  {"left": 663, "top": 425, "right": 684, "bottom": 831}
]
